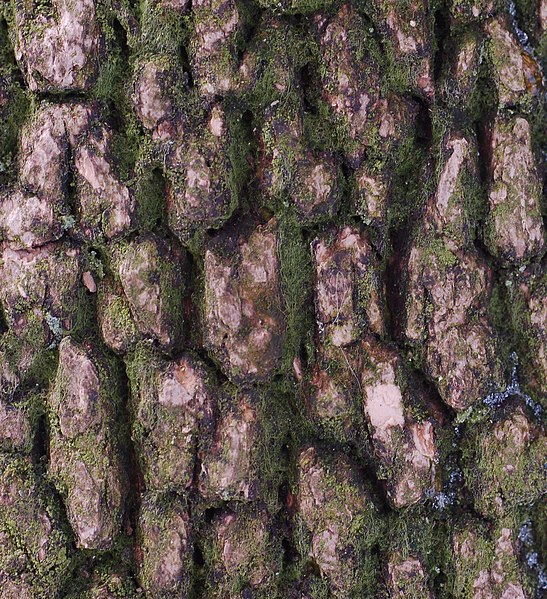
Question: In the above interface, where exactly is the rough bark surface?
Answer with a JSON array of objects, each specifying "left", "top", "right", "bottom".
[{"left": 0, "top": 0, "right": 545, "bottom": 597}]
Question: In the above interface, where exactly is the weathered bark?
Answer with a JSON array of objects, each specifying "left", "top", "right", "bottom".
[{"left": 0, "top": 0, "right": 545, "bottom": 597}]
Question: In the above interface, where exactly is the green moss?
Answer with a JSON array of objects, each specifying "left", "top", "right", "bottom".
[
  {"left": 461, "top": 406, "right": 546, "bottom": 517},
  {"left": 386, "top": 138, "right": 428, "bottom": 231},
  {"left": 449, "top": 520, "right": 494, "bottom": 598},
  {"left": 244, "top": 18, "right": 311, "bottom": 113},
  {"left": 384, "top": 507, "right": 452, "bottom": 597},
  {"left": 426, "top": 237, "right": 458, "bottom": 269},
  {"left": 134, "top": 163, "right": 167, "bottom": 232},
  {"left": 0, "top": 454, "right": 74, "bottom": 594},
  {"left": 278, "top": 212, "right": 314, "bottom": 371},
  {"left": 138, "top": 0, "right": 189, "bottom": 55},
  {"left": 255, "top": 0, "right": 334, "bottom": 14},
  {"left": 225, "top": 103, "right": 252, "bottom": 218},
  {"left": 0, "top": 14, "right": 31, "bottom": 185},
  {"left": 200, "top": 504, "right": 283, "bottom": 598},
  {"left": 0, "top": 327, "right": 59, "bottom": 389}
]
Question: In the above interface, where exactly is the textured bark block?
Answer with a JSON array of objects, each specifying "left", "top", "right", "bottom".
[
  {"left": 385, "top": 553, "right": 433, "bottom": 598},
  {"left": 0, "top": 455, "right": 72, "bottom": 595},
  {"left": 2, "top": 107, "right": 83, "bottom": 248},
  {"left": 165, "top": 104, "right": 238, "bottom": 242},
  {"left": 296, "top": 446, "right": 382, "bottom": 596},
  {"left": 314, "top": 4, "right": 381, "bottom": 168},
  {"left": 199, "top": 388, "right": 263, "bottom": 502},
  {"left": 361, "top": 337, "right": 437, "bottom": 508},
  {"left": 350, "top": 93, "right": 419, "bottom": 240},
  {"left": 97, "top": 277, "right": 142, "bottom": 355},
  {"left": 203, "top": 219, "right": 286, "bottom": 383},
  {"left": 0, "top": 189, "right": 65, "bottom": 249},
  {"left": 0, "top": 242, "right": 82, "bottom": 346},
  {"left": 114, "top": 234, "right": 186, "bottom": 351},
  {"left": 14, "top": 0, "right": 103, "bottom": 92},
  {"left": 462, "top": 402, "right": 546, "bottom": 518},
  {"left": 204, "top": 505, "right": 283, "bottom": 598},
  {"left": 451, "top": 520, "right": 529, "bottom": 598},
  {"left": 73, "top": 124, "right": 136, "bottom": 240},
  {"left": 132, "top": 54, "right": 240, "bottom": 241},
  {"left": 369, "top": 0, "right": 434, "bottom": 101},
  {"left": 48, "top": 338, "right": 128, "bottom": 550},
  {"left": 17, "top": 101, "right": 134, "bottom": 240},
  {"left": 484, "top": 116, "right": 544, "bottom": 265},
  {"left": 507, "top": 265, "right": 547, "bottom": 398},
  {"left": 297, "top": 344, "right": 366, "bottom": 447},
  {"left": 259, "top": 102, "right": 340, "bottom": 223},
  {"left": 132, "top": 56, "right": 187, "bottom": 140},
  {"left": 352, "top": 166, "right": 390, "bottom": 237},
  {"left": 128, "top": 346, "right": 215, "bottom": 493},
  {"left": 401, "top": 132, "right": 504, "bottom": 410},
  {"left": 439, "top": 32, "right": 482, "bottom": 114},
  {"left": 485, "top": 16, "right": 543, "bottom": 109},
  {"left": 296, "top": 226, "right": 384, "bottom": 445},
  {"left": 189, "top": 0, "right": 243, "bottom": 98},
  {"left": 404, "top": 243, "right": 503, "bottom": 410},
  {"left": 137, "top": 494, "right": 193, "bottom": 599},
  {"left": 19, "top": 102, "right": 95, "bottom": 200},
  {"left": 0, "top": 396, "right": 33, "bottom": 454},
  {"left": 313, "top": 226, "right": 385, "bottom": 343},
  {"left": 425, "top": 132, "right": 480, "bottom": 244}
]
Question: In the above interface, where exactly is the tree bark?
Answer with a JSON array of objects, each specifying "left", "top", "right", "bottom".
[{"left": 0, "top": 0, "right": 545, "bottom": 597}]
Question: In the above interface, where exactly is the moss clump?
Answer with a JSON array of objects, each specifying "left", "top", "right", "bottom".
[
  {"left": 47, "top": 338, "right": 129, "bottom": 550},
  {"left": 255, "top": 0, "right": 334, "bottom": 15},
  {"left": 201, "top": 504, "right": 283, "bottom": 599},
  {"left": 0, "top": 454, "right": 74, "bottom": 594},
  {"left": 461, "top": 402, "right": 546, "bottom": 517},
  {"left": 292, "top": 446, "right": 385, "bottom": 597},
  {"left": 278, "top": 212, "right": 314, "bottom": 372}
]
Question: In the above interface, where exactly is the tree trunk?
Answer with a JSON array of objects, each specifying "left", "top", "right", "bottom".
[{"left": 0, "top": 0, "right": 545, "bottom": 597}]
